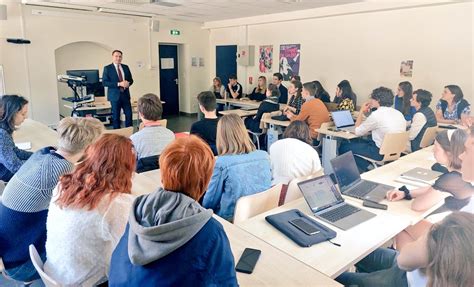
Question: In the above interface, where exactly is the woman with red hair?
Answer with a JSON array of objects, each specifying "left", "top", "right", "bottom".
[
  {"left": 109, "top": 135, "right": 238, "bottom": 286},
  {"left": 44, "top": 134, "right": 136, "bottom": 286}
]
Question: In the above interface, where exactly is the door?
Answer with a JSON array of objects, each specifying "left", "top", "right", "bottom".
[
  {"left": 159, "top": 44, "right": 179, "bottom": 116},
  {"left": 216, "top": 45, "right": 237, "bottom": 87}
]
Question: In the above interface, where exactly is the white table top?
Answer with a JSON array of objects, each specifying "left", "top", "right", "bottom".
[
  {"left": 13, "top": 119, "right": 59, "bottom": 151},
  {"left": 219, "top": 109, "right": 258, "bottom": 117},
  {"left": 237, "top": 197, "right": 409, "bottom": 278},
  {"left": 260, "top": 117, "right": 291, "bottom": 127}
]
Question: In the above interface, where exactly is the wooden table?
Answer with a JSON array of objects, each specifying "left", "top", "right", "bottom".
[
  {"left": 237, "top": 197, "right": 409, "bottom": 279},
  {"left": 13, "top": 119, "right": 59, "bottom": 151},
  {"left": 216, "top": 98, "right": 261, "bottom": 110},
  {"left": 219, "top": 109, "right": 258, "bottom": 117},
  {"left": 215, "top": 216, "right": 341, "bottom": 286}
]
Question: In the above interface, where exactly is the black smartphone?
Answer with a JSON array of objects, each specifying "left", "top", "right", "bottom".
[
  {"left": 235, "top": 248, "right": 261, "bottom": 274},
  {"left": 289, "top": 218, "right": 321, "bottom": 235},
  {"left": 363, "top": 200, "right": 388, "bottom": 210}
]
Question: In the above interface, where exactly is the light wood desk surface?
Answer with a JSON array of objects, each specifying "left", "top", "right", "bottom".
[
  {"left": 260, "top": 117, "right": 291, "bottom": 127},
  {"left": 238, "top": 197, "right": 409, "bottom": 279},
  {"left": 316, "top": 127, "right": 358, "bottom": 140},
  {"left": 13, "top": 119, "right": 59, "bottom": 151},
  {"left": 215, "top": 216, "right": 341, "bottom": 286},
  {"left": 219, "top": 109, "right": 258, "bottom": 117}
]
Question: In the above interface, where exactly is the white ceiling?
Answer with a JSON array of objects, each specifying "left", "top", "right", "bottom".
[{"left": 24, "top": 0, "right": 364, "bottom": 22}]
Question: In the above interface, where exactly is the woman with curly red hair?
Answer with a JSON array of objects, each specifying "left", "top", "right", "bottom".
[{"left": 44, "top": 134, "right": 136, "bottom": 286}]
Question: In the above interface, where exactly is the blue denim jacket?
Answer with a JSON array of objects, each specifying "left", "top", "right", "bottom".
[{"left": 203, "top": 150, "right": 272, "bottom": 221}]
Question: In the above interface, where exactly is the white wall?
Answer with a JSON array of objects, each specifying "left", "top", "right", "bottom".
[
  {"left": 0, "top": 1, "right": 209, "bottom": 125},
  {"left": 207, "top": 1, "right": 474, "bottom": 108}
]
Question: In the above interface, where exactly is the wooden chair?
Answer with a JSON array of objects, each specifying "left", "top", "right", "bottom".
[
  {"left": 103, "top": 127, "right": 133, "bottom": 137},
  {"left": 314, "top": 121, "right": 334, "bottom": 149},
  {"left": 324, "top": 102, "right": 339, "bottom": 112},
  {"left": 248, "top": 111, "right": 281, "bottom": 150},
  {"left": 138, "top": 119, "right": 168, "bottom": 130},
  {"left": 29, "top": 245, "right": 61, "bottom": 287},
  {"left": 284, "top": 169, "right": 324, "bottom": 204},
  {"left": 354, "top": 131, "right": 410, "bottom": 169},
  {"left": 419, "top": 126, "right": 438, "bottom": 148},
  {"left": 233, "top": 184, "right": 283, "bottom": 224}
]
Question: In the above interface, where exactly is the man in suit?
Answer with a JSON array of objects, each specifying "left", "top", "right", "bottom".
[
  {"left": 102, "top": 50, "right": 134, "bottom": 129},
  {"left": 273, "top": 72, "right": 288, "bottom": 104}
]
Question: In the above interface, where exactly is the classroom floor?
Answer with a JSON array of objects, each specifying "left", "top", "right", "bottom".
[{"left": 166, "top": 113, "right": 198, "bottom": 133}]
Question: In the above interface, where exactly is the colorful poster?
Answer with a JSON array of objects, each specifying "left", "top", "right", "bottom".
[
  {"left": 400, "top": 60, "right": 414, "bottom": 77},
  {"left": 279, "top": 44, "right": 300, "bottom": 81},
  {"left": 259, "top": 45, "right": 273, "bottom": 73}
]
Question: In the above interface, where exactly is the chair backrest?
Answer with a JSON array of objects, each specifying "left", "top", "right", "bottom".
[
  {"left": 420, "top": 126, "right": 438, "bottom": 148},
  {"left": 233, "top": 184, "right": 283, "bottom": 224},
  {"left": 103, "top": 127, "right": 133, "bottom": 137},
  {"left": 136, "top": 155, "right": 160, "bottom": 173},
  {"left": 324, "top": 102, "right": 339, "bottom": 112},
  {"left": 379, "top": 131, "right": 410, "bottom": 162},
  {"left": 29, "top": 245, "right": 61, "bottom": 287},
  {"left": 285, "top": 169, "right": 324, "bottom": 204},
  {"left": 138, "top": 119, "right": 168, "bottom": 130}
]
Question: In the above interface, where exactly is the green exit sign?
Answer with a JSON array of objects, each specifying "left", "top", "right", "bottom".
[{"left": 170, "top": 29, "right": 180, "bottom": 36}]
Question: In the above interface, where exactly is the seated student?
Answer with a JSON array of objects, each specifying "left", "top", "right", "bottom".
[
  {"left": 248, "top": 76, "right": 267, "bottom": 101},
  {"left": 210, "top": 76, "right": 225, "bottom": 99},
  {"left": 44, "top": 134, "right": 135, "bottom": 286},
  {"left": 273, "top": 72, "right": 288, "bottom": 104},
  {"left": 0, "top": 95, "right": 32, "bottom": 182},
  {"left": 290, "top": 75, "right": 301, "bottom": 82},
  {"left": 282, "top": 80, "right": 304, "bottom": 116},
  {"left": 244, "top": 84, "right": 280, "bottom": 133},
  {"left": 109, "top": 136, "right": 238, "bottom": 286},
  {"left": 0, "top": 117, "right": 103, "bottom": 282},
  {"left": 270, "top": 121, "right": 321, "bottom": 185},
  {"left": 287, "top": 82, "right": 330, "bottom": 145},
  {"left": 436, "top": 84, "right": 471, "bottom": 124},
  {"left": 190, "top": 91, "right": 219, "bottom": 155},
  {"left": 225, "top": 74, "right": 243, "bottom": 99},
  {"left": 131, "top": 93, "right": 175, "bottom": 160},
  {"left": 460, "top": 125, "right": 474, "bottom": 185},
  {"left": 336, "top": 211, "right": 474, "bottom": 287},
  {"left": 334, "top": 80, "right": 357, "bottom": 111},
  {"left": 313, "top": 80, "right": 331, "bottom": 103},
  {"left": 339, "top": 87, "right": 406, "bottom": 172},
  {"left": 395, "top": 81, "right": 416, "bottom": 121},
  {"left": 408, "top": 89, "right": 437, "bottom": 152},
  {"left": 387, "top": 129, "right": 472, "bottom": 250},
  {"left": 203, "top": 114, "right": 271, "bottom": 221}
]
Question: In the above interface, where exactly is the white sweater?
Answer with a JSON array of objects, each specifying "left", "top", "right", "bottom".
[
  {"left": 269, "top": 138, "right": 322, "bottom": 185},
  {"left": 44, "top": 187, "right": 134, "bottom": 286}
]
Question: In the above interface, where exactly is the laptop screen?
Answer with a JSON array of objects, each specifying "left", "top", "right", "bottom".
[
  {"left": 331, "top": 110, "right": 354, "bottom": 128},
  {"left": 330, "top": 151, "right": 361, "bottom": 191},
  {"left": 298, "top": 175, "right": 344, "bottom": 213}
]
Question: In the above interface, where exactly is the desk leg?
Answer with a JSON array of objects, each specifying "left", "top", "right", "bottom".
[
  {"left": 266, "top": 123, "right": 280, "bottom": 151},
  {"left": 322, "top": 136, "right": 338, "bottom": 174}
]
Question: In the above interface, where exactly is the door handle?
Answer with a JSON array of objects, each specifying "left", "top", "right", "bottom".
[{"left": 174, "top": 78, "right": 179, "bottom": 85}]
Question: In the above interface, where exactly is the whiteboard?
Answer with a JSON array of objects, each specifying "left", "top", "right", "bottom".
[{"left": 0, "top": 65, "right": 5, "bottom": 96}]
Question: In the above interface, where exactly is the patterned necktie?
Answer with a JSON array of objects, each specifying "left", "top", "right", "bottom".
[{"left": 117, "top": 65, "right": 124, "bottom": 92}]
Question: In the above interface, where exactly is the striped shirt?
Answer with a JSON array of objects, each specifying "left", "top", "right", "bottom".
[
  {"left": 130, "top": 126, "right": 175, "bottom": 159},
  {"left": 1, "top": 147, "right": 73, "bottom": 212}
]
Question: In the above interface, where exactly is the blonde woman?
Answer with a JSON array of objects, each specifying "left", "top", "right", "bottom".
[
  {"left": 248, "top": 76, "right": 267, "bottom": 101},
  {"left": 203, "top": 114, "right": 271, "bottom": 221},
  {"left": 210, "top": 77, "right": 225, "bottom": 99}
]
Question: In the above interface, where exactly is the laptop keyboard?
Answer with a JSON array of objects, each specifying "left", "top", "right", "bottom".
[
  {"left": 320, "top": 204, "right": 360, "bottom": 222},
  {"left": 350, "top": 181, "right": 378, "bottom": 197}
]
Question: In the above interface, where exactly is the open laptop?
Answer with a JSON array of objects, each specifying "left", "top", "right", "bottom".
[
  {"left": 331, "top": 110, "right": 356, "bottom": 132},
  {"left": 330, "top": 151, "right": 394, "bottom": 203},
  {"left": 298, "top": 175, "right": 376, "bottom": 230},
  {"left": 400, "top": 167, "right": 442, "bottom": 183}
]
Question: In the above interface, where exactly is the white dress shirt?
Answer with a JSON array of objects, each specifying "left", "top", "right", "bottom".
[{"left": 355, "top": 106, "right": 406, "bottom": 148}]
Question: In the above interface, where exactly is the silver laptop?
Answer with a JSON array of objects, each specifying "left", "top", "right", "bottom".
[
  {"left": 331, "top": 151, "right": 394, "bottom": 203},
  {"left": 401, "top": 167, "right": 442, "bottom": 183},
  {"left": 331, "top": 110, "right": 355, "bottom": 132},
  {"left": 298, "top": 175, "right": 376, "bottom": 230}
]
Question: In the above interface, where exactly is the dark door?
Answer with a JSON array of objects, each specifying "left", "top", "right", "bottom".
[
  {"left": 159, "top": 44, "right": 179, "bottom": 116},
  {"left": 216, "top": 45, "right": 237, "bottom": 87}
]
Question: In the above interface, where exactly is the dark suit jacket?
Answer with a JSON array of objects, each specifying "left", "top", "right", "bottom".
[
  {"left": 278, "top": 84, "right": 288, "bottom": 104},
  {"left": 102, "top": 63, "right": 134, "bottom": 102}
]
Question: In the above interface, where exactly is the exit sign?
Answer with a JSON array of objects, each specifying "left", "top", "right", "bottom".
[{"left": 170, "top": 29, "right": 180, "bottom": 36}]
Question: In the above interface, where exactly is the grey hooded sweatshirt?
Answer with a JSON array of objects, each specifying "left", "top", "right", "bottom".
[{"left": 127, "top": 188, "right": 213, "bottom": 265}]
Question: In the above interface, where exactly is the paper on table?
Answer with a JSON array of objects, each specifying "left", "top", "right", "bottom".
[{"left": 15, "top": 142, "right": 32, "bottom": 150}]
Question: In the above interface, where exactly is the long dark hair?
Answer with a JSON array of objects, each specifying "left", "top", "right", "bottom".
[
  {"left": 291, "top": 80, "right": 303, "bottom": 98},
  {"left": 445, "top": 85, "right": 464, "bottom": 103},
  {"left": 0, "top": 95, "right": 29, "bottom": 134},
  {"left": 313, "top": 81, "right": 328, "bottom": 100},
  {"left": 398, "top": 81, "right": 413, "bottom": 116},
  {"left": 337, "top": 80, "right": 357, "bottom": 106}
]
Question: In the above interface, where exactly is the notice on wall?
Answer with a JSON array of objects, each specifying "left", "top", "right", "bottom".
[
  {"left": 161, "top": 58, "right": 175, "bottom": 70},
  {"left": 279, "top": 44, "right": 300, "bottom": 81},
  {"left": 192, "top": 57, "right": 198, "bottom": 67},
  {"left": 400, "top": 60, "right": 414, "bottom": 77}
]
